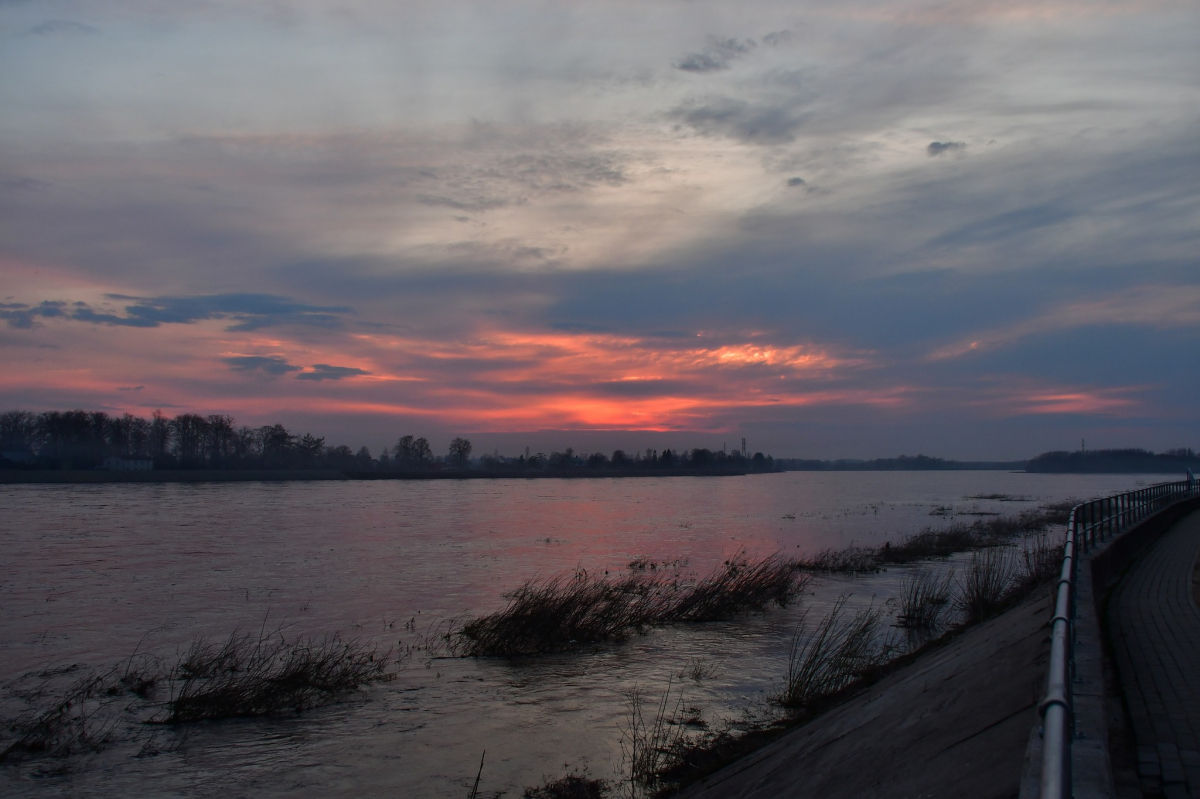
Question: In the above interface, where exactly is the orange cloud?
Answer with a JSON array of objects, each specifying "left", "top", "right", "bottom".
[{"left": 966, "top": 380, "right": 1144, "bottom": 417}]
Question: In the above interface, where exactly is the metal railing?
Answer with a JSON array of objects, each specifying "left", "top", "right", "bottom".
[{"left": 1038, "top": 476, "right": 1199, "bottom": 799}]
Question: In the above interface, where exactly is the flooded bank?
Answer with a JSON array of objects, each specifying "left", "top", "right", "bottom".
[{"left": 0, "top": 471, "right": 1148, "bottom": 796}]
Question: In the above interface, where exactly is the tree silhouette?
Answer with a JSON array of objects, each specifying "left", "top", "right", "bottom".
[{"left": 448, "top": 437, "right": 473, "bottom": 468}]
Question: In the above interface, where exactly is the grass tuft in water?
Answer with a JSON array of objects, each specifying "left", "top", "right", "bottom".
[
  {"left": 779, "top": 598, "right": 887, "bottom": 710},
  {"left": 896, "top": 569, "right": 955, "bottom": 630},
  {"left": 523, "top": 770, "right": 611, "bottom": 798},
  {"left": 455, "top": 554, "right": 810, "bottom": 657},
  {"left": 620, "top": 680, "right": 689, "bottom": 795},
  {"left": 956, "top": 548, "right": 1018, "bottom": 624},
  {"left": 0, "top": 670, "right": 121, "bottom": 762},
  {"left": 796, "top": 501, "right": 1073, "bottom": 575},
  {"left": 158, "top": 630, "right": 392, "bottom": 723}
]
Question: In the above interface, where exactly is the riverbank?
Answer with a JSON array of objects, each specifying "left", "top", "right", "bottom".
[{"left": 680, "top": 590, "right": 1051, "bottom": 799}]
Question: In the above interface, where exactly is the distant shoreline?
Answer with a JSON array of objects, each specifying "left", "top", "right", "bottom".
[
  {"left": 0, "top": 467, "right": 760, "bottom": 484},
  {"left": 3, "top": 464, "right": 1195, "bottom": 484}
]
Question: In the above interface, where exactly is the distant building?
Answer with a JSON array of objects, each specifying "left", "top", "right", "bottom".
[
  {"left": 102, "top": 457, "right": 154, "bottom": 471},
  {"left": 1, "top": 451, "right": 35, "bottom": 464}
]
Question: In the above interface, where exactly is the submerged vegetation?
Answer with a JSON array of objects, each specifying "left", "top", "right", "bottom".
[
  {"left": 0, "top": 628, "right": 400, "bottom": 766},
  {"left": 523, "top": 772, "right": 611, "bottom": 799},
  {"left": 160, "top": 630, "right": 391, "bottom": 724},
  {"left": 780, "top": 600, "right": 889, "bottom": 710},
  {"left": 797, "top": 501, "right": 1072, "bottom": 574},
  {"left": 896, "top": 569, "right": 955, "bottom": 630},
  {"left": 453, "top": 554, "right": 809, "bottom": 657}
]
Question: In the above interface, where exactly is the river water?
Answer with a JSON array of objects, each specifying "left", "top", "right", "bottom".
[{"left": 0, "top": 471, "right": 1153, "bottom": 796}]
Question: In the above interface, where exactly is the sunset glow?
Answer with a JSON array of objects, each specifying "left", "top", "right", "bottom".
[{"left": 1, "top": 0, "right": 1196, "bottom": 457}]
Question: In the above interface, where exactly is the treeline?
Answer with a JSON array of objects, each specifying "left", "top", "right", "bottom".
[
  {"left": 776, "top": 455, "right": 1027, "bottom": 472},
  {"left": 474, "top": 446, "right": 774, "bottom": 473},
  {"left": 0, "top": 409, "right": 776, "bottom": 474},
  {"left": 1025, "top": 448, "right": 1200, "bottom": 474},
  {"left": 0, "top": 409, "right": 374, "bottom": 471}
]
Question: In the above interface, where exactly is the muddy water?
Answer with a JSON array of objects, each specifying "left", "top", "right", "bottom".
[{"left": 0, "top": 471, "right": 1149, "bottom": 796}]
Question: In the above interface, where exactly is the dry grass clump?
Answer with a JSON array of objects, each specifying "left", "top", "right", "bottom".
[
  {"left": 454, "top": 572, "right": 663, "bottom": 657},
  {"left": 780, "top": 599, "right": 887, "bottom": 710},
  {"left": 620, "top": 680, "right": 689, "bottom": 794},
  {"left": 663, "top": 556, "right": 809, "bottom": 623},
  {"left": 795, "top": 546, "right": 879, "bottom": 574},
  {"left": 523, "top": 771, "right": 610, "bottom": 799},
  {"left": 896, "top": 569, "right": 955, "bottom": 630},
  {"left": 956, "top": 548, "right": 1018, "bottom": 624},
  {"left": 524, "top": 774, "right": 610, "bottom": 799},
  {"left": 878, "top": 526, "right": 982, "bottom": 563},
  {"left": 456, "top": 555, "right": 809, "bottom": 657},
  {"left": 1012, "top": 533, "right": 1062, "bottom": 596},
  {"left": 2, "top": 627, "right": 400, "bottom": 766},
  {"left": 0, "top": 670, "right": 119, "bottom": 762},
  {"left": 797, "top": 502, "right": 1070, "bottom": 575},
  {"left": 159, "top": 630, "right": 391, "bottom": 723}
]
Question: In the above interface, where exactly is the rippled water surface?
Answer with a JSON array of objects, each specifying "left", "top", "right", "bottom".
[{"left": 0, "top": 471, "right": 1151, "bottom": 796}]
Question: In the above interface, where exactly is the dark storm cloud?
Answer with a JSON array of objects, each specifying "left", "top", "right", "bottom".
[
  {"left": 0, "top": 301, "right": 65, "bottom": 329},
  {"left": 3, "top": 294, "right": 352, "bottom": 331},
  {"left": 222, "top": 355, "right": 302, "bottom": 376},
  {"left": 296, "top": 364, "right": 370, "bottom": 381},
  {"left": 29, "top": 20, "right": 98, "bottom": 36},
  {"left": 927, "top": 141, "right": 965, "bottom": 157},
  {"left": 786, "top": 177, "right": 806, "bottom": 187},
  {"left": 670, "top": 97, "right": 806, "bottom": 144},
  {"left": 66, "top": 293, "right": 352, "bottom": 331},
  {"left": 676, "top": 53, "right": 727, "bottom": 73},
  {"left": 676, "top": 37, "right": 758, "bottom": 73},
  {"left": 70, "top": 305, "right": 159, "bottom": 327}
]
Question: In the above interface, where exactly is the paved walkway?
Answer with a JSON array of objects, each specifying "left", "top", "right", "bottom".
[{"left": 1109, "top": 509, "right": 1200, "bottom": 798}]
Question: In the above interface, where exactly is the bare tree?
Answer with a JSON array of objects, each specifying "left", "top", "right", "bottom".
[
  {"left": 0, "top": 410, "right": 38, "bottom": 455},
  {"left": 448, "top": 437, "right": 473, "bottom": 468}
]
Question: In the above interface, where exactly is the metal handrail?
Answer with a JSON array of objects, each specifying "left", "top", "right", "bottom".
[{"left": 1038, "top": 476, "right": 1199, "bottom": 798}]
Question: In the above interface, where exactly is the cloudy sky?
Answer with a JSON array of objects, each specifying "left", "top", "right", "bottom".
[{"left": 1, "top": 0, "right": 1197, "bottom": 459}]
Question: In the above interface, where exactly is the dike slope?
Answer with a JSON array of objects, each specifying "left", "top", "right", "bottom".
[{"left": 682, "top": 592, "right": 1051, "bottom": 799}]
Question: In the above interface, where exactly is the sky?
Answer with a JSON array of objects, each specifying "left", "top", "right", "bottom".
[{"left": 1, "top": 0, "right": 1198, "bottom": 460}]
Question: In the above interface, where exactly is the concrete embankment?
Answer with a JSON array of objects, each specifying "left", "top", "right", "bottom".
[{"left": 683, "top": 592, "right": 1052, "bottom": 799}]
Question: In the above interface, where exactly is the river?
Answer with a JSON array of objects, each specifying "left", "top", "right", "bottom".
[{"left": 0, "top": 471, "right": 1153, "bottom": 796}]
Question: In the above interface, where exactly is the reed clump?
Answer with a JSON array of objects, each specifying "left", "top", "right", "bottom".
[
  {"left": 956, "top": 548, "right": 1018, "bottom": 624},
  {"left": 896, "top": 569, "right": 955, "bottom": 630},
  {"left": 455, "top": 554, "right": 809, "bottom": 657},
  {"left": 0, "top": 670, "right": 120, "bottom": 762},
  {"left": 1011, "top": 533, "right": 1062, "bottom": 597},
  {"left": 797, "top": 503, "right": 1069, "bottom": 575},
  {"left": 663, "top": 556, "right": 808, "bottom": 623},
  {"left": 779, "top": 599, "right": 887, "bottom": 710},
  {"left": 620, "top": 681, "right": 689, "bottom": 794},
  {"left": 523, "top": 772, "right": 611, "bottom": 799},
  {"left": 159, "top": 630, "right": 391, "bottom": 723},
  {"left": 794, "top": 545, "right": 879, "bottom": 574}
]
